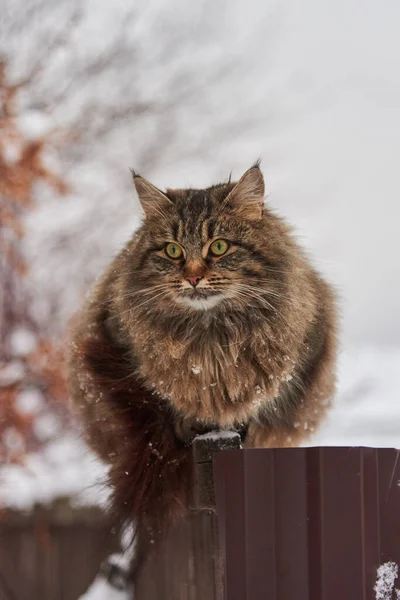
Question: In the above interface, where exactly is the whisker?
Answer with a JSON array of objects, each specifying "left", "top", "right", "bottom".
[
  {"left": 132, "top": 290, "right": 171, "bottom": 311},
  {"left": 88, "top": 283, "right": 172, "bottom": 310},
  {"left": 234, "top": 283, "right": 293, "bottom": 303},
  {"left": 130, "top": 285, "right": 179, "bottom": 298},
  {"left": 237, "top": 290, "right": 284, "bottom": 313},
  {"left": 232, "top": 289, "right": 288, "bottom": 323},
  {"left": 106, "top": 290, "right": 170, "bottom": 321}
]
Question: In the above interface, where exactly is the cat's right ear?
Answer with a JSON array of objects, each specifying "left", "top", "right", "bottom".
[
  {"left": 223, "top": 164, "right": 265, "bottom": 221},
  {"left": 132, "top": 171, "right": 173, "bottom": 218}
]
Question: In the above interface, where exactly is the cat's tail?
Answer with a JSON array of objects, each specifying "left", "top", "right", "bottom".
[{"left": 68, "top": 314, "right": 192, "bottom": 542}]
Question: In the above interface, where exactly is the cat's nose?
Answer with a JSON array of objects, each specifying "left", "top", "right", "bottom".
[{"left": 186, "top": 275, "right": 202, "bottom": 287}]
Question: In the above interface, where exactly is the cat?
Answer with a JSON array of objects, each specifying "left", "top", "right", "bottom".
[{"left": 67, "top": 163, "right": 337, "bottom": 577}]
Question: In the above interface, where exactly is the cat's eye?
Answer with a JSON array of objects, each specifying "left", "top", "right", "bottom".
[
  {"left": 210, "top": 239, "right": 230, "bottom": 256},
  {"left": 165, "top": 242, "right": 183, "bottom": 259}
]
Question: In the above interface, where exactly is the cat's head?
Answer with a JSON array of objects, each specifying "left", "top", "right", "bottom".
[{"left": 128, "top": 164, "right": 286, "bottom": 313}]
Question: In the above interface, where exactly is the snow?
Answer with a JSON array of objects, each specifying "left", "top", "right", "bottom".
[
  {"left": 33, "top": 412, "right": 61, "bottom": 441},
  {"left": 196, "top": 430, "right": 241, "bottom": 442},
  {"left": 78, "top": 534, "right": 135, "bottom": 599},
  {"left": 78, "top": 578, "right": 132, "bottom": 600},
  {"left": 2, "top": 428, "right": 24, "bottom": 454},
  {"left": 15, "top": 388, "right": 44, "bottom": 414},
  {"left": 313, "top": 346, "right": 400, "bottom": 448},
  {"left": 16, "top": 111, "right": 52, "bottom": 142},
  {"left": 0, "top": 361, "right": 25, "bottom": 386},
  {"left": 0, "top": 436, "right": 108, "bottom": 510},
  {"left": 374, "top": 562, "right": 399, "bottom": 600},
  {"left": 9, "top": 328, "right": 37, "bottom": 356}
]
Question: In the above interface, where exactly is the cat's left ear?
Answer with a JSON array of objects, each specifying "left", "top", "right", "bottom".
[
  {"left": 224, "top": 165, "right": 265, "bottom": 221},
  {"left": 132, "top": 172, "right": 173, "bottom": 218}
]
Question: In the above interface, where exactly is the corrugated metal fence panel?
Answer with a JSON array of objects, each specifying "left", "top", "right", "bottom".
[
  {"left": 378, "top": 449, "right": 400, "bottom": 560},
  {"left": 214, "top": 447, "right": 400, "bottom": 600},
  {"left": 2, "top": 447, "right": 399, "bottom": 600},
  {"left": 0, "top": 504, "right": 117, "bottom": 600}
]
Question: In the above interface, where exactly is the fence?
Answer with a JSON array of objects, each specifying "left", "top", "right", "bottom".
[
  {"left": 135, "top": 433, "right": 241, "bottom": 600},
  {"left": 0, "top": 499, "right": 118, "bottom": 600},
  {"left": 135, "top": 444, "right": 400, "bottom": 600},
  {"left": 214, "top": 446, "right": 400, "bottom": 600},
  {"left": 2, "top": 445, "right": 400, "bottom": 600}
]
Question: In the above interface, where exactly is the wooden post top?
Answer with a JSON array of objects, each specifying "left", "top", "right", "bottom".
[{"left": 191, "top": 431, "right": 242, "bottom": 511}]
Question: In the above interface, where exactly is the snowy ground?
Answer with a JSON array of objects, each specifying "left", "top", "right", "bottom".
[
  {"left": 79, "top": 579, "right": 131, "bottom": 600},
  {"left": 78, "top": 552, "right": 134, "bottom": 600},
  {"left": 0, "top": 435, "right": 108, "bottom": 510},
  {"left": 313, "top": 345, "right": 400, "bottom": 448}
]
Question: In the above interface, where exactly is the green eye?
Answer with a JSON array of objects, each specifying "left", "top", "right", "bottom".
[
  {"left": 165, "top": 242, "right": 183, "bottom": 259},
  {"left": 210, "top": 239, "right": 229, "bottom": 256}
]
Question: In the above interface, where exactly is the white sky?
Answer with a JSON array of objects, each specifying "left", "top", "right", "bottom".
[
  {"left": 149, "top": 0, "right": 400, "bottom": 346},
  {"left": 4, "top": 0, "right": 400, "bottom": 346}
]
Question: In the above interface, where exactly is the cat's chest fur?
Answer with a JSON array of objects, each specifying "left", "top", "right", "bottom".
[{"left": 130, "top": 316, "right": 295, "bottom": 427}]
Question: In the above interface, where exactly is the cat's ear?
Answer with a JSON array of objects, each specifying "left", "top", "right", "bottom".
[
  {"left": 224, "top": 164, "right": 265, "bottom": 221},
  {"left": 132, "top": 172, "right": 173, "bottom": 217}
]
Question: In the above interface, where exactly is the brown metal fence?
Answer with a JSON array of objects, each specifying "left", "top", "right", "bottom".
[
  {"left": 214, "top": 447, "right": 400, "bottom": 600},
  {"left": 2, "top": 446, "right": 400, "bottom": 600},
  {"left": 0, "top": 499, "right": 118, "bottom": 600}
]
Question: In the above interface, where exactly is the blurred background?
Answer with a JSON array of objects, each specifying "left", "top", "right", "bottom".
[{"left": 1, "top": 0, "right": 400, "bottom": 597}]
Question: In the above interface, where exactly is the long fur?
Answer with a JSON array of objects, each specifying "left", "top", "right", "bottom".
[
  {"left": 69, "top": 310, "right": 191, "bottom": 537},
  {"left": 67, "top": 165, "right": 338, "bottom": 577}
]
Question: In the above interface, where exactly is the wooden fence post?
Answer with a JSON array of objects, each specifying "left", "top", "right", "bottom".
[
  {"left": 192, "top": 432, "right": 242, "bottom": 600},
  {"left": 135, "top": 431, "right": 242, "bottom": 600},
  {"left": 191, "top": 431, "right": 242, "bottom": 511}
]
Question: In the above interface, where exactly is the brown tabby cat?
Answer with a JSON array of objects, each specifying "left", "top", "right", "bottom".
[{"left": 68, "top": 163, "right": 337, "bottom": 569}]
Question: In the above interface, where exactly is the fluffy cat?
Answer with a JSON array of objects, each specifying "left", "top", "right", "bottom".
[{"left": 68, "top": 163, "right": 337, "bottom": 569}]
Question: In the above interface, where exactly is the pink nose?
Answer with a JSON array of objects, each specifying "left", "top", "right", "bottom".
[{"left": 187, "top": 275, "right": 202, "bottom": 287}]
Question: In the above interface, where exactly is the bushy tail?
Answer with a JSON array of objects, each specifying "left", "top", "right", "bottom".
[{"left": 69, "top": 315, "right": 192, "bottom": 541}]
